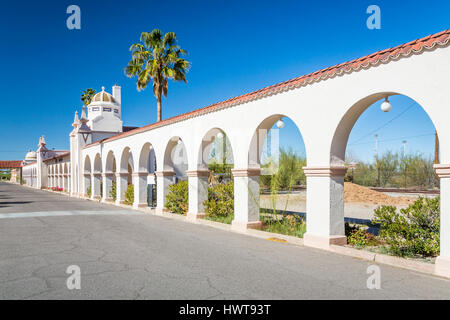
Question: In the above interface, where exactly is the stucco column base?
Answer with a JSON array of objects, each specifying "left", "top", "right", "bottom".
[
  {"left": 155, "top": 171, "right": 175, "bottom": 213},
  {"left": 434, "top": 256, "right": 450, "bottom": 278},
  {"left": 231, "top": 220, "right": 263, "bottom": 231},
  {"left": 187, "top": 170, "right": 209, "bottom": 220},
  {"left": 133, "top": 172, "right": 149, "bottom": 209},
  {"left": 115, "top": 200, "right": 125, "bottom": 205},
  {"left": 133, "top": 203, "right": 148, "bottom": 209},
  {"left": 155, "top": 207, "right": 169, "bottom": 214},
  {"left": 186, "top": 212, "right": 205, "bottom": 220},
  {"left": 435, "top": 165, "right": 450, "bottom": 276},
  {"left": 303, "top": 233, "right": 347, "bottom": 249}
]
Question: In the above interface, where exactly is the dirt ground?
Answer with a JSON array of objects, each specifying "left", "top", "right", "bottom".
[{"left": 260, "top": 183, "right": 432, "bottom": 221}]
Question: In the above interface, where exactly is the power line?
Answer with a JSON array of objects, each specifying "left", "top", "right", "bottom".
[
  {"left": 349, "top": 101, "right": 417, "bottom": 145},
  {"left": 348, "top": 133, "right": 434, "bottom": 146}
]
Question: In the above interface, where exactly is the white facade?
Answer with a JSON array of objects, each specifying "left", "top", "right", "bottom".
[{"left": 20, "top": 31, "right": 450, "bottom": 278}]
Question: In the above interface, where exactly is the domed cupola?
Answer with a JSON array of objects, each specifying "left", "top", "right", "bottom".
[
  {"left": 25, "top": 150, "right": 37, "bottom": 161},
  {"left": 23, "top": 150, "right": 37, "bottom": 165},
  {"left": 91, "top": 87, "right": 117, "bottom": 104},
  {"left": 86, "top": 85, "right": 123, "bottom": 133}
]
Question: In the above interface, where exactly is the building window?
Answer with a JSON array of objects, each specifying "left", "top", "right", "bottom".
[
  {"left": 92, "top": 107, "right": 100, "bottom": 111},
  {"left": 103, "top": 107, "right": 111, "bottom": 112},
  {"left": 114, "top": 109, "right": 119, "bottom": 113}
]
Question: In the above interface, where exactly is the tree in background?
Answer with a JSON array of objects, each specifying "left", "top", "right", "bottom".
[
  {"left": 80, "top": 88, "right": 96, "bottom": 106},
  {"left": 377, "top": 151, "right": 399, "bottom": 187},
  {"left": 125, "top": 29, "right": 190, "bottom": 122},
  {"left": 351, "top": 150, "right": 436, "bottom": 190}
]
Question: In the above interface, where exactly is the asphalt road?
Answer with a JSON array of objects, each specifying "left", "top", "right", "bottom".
[{"left": 0, "top": 182, "right": 449, "bottom": 299}]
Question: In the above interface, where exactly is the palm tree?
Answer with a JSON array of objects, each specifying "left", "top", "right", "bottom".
[
  {"left": 125, "top": 29, "right": 190, "bottom": 122},
  {"left": 81, "top": 88, "right": 96, "bottom": 106}
]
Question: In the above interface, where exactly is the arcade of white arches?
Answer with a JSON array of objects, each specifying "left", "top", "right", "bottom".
[{"left": 16, "top": 30, "right": 450, "bottom": 277}]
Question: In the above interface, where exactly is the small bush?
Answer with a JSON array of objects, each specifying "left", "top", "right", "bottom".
[
  {"left": 165, "top": 180, "right": 188, "bottom": 215},
  {"left": 124, "top": 184, "right": 134, "bottom": 205},
  {"left": 347, "top": 228, "right": 378, "bottom": 248},
  {"left": 204, "top": 181, "right": 234, "bottom": 218},
  {"left": 262, "top": 214, "right": 306, "bottom": 238},
  {"left": 110, "top": 181, "right": 117, "bottom": 201},
  {"left": 87, "top": 185, "right": 91, "bottom": 198},
  {"left": 372, "top": 196, "right": 440, "bottom": 257}
]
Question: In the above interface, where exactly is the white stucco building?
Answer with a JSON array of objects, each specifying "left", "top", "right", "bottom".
[{"left": 18, "top": 30, "right": 450, "bottom": 277}]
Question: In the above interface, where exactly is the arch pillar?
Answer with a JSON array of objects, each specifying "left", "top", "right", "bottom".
[
  {"left": 186, "top": 169, "right": 209, "bottom": 220},
  {"left": 62, "top": 174, "right": 67, "bottom": 192},
  {"left": 102, "top": 173, "right": 114, "bottom": 202},
  {"left": 133, "top": 172, "right": 149, "bottom": 208},
  {"left": 155, "top": 171, "right": 175, "bottom": 214},
  {"left": 115, "top": 172, "right": 128, "bottom": 204},
  {"left": 91, "top": 173, "right": 101, "bottom": 199},
  {"left": 82, "top": 173, "right": 90, "bottom": 197},
  {"left": 231, "top": 168, "right": 262, "bottom": 231},
  {"left": 434, "top": 164, "right": 450, "bottom": 278},
  {"left": 302, "top": 166, "right": 348, "bottom": 249}
]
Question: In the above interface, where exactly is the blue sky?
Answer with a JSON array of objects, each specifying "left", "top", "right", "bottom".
[{"left": 0, "top": 0, "right": 447, "bottom": 162}]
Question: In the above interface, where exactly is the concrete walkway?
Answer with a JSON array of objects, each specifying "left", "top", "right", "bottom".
[{"left": 0, "top": 182, "right": 449, "bottom": 299}]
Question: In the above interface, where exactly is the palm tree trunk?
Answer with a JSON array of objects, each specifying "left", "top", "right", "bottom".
[{"left": 157, "top": 96, "right": 162, "bottom": 122}]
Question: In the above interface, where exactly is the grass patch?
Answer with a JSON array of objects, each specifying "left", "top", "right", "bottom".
[
  {"left": 261, "top": 213, "right": 306, "bottom": 238},
  {"left": 203, "top": 214, "right": 234, "bottom": 225}
]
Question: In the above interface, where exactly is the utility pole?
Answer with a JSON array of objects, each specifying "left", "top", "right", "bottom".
[
  {"left": 435, "top": 129, "right": 440, "bottom": 164},
  {"left": 403, "top": 140, "right": 407, "bottom": 189},
  {"left": 375, "top": 134, "right": 380, "bottom": 187},
  {"left": 402, "top": 140, "right": 407, "bottom": 158},
  {"left": 375, "top": 134, "right": 379, "bottom": 159}
]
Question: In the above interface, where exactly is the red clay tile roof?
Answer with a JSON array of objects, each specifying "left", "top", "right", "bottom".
[
  {"left": 43, "top": 151, "right": 71, "bottom": 162},
  {"left": 0, "top": 161, "right": 23, "bottom": 168},
  {"left": 84, "top": 29, "right": 450, "bottom": 149}
]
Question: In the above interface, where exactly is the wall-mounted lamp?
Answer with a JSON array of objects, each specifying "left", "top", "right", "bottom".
[
  {"left": 276, "top": 119, "right": 285, "bottom": 129},
  {"left": 381, "top": 97, "right": 392, "bottom": 112}
]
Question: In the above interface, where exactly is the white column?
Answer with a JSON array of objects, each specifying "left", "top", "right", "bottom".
[
  {"left": 231, "top": 168, "right": 262, "bottom": 231},
  {"left": 82, "top": 173, "right": 90, "bottom": 197},
  {"left": 91, "top": 173, "right": 101, "bottom": 199},
  {"left": 302, "top": 166, "right": 347, "bottom": 249},
  {"left": 155, "top": 171, "right": 175, "bottom": 214},
  {"left": 434, "top": 165, "right": 450, "bottom": 277},
  {"left": 133, "top": 172, "right": 149, "bottom": 208},
  {"left": 102, "top": 173, "right": 113, "bottom": 202},
  {"left": 186, "top": 170, "right": 209, "bottom": 220},
  {"left": 62, "top": 175, "right": 66, "bottom": 191},
  {"left": 115, "top": 172, "right": 128, "bottom": 204}
]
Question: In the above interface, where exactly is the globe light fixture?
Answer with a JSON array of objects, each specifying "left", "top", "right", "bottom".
[
  {"left": 276, "top": 119, "right": 285, "bottom": 129},
  {"left": 380, "top": 97, "right": 392, "bottom": 112}
]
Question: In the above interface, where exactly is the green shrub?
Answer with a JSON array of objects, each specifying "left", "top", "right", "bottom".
[
  {"left": 124, "top": 184, "right": 134, "bottom": 205},
  {"left": 262, "top": 214, "right": 306, "bottom": 238},
  {"left": 110, "top": 181, "right": 117, "bottom": 201},
  {"left": 372, "top": 196, "right": 440, "bottom": 257},
  {"left": 87, "top": 185, "right": 91, "bottom": 198},
  {"left": 204, "top": 181, "right": 234, "bottom": 218},
  {"left": 347, "top": 228, "right": 378, "bottom": 248},
  {"left": 165, "top": 180, "right": 188, "bottom": 214}
]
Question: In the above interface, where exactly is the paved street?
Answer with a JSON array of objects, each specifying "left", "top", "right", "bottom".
[{"left": 0, "top": 182, "right": 449, "bottom": 299}]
